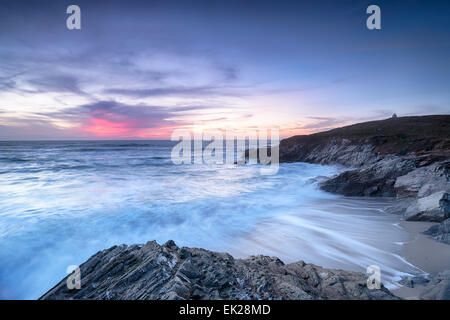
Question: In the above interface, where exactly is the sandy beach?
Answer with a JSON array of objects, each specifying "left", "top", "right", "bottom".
[{"left": 393, "top": 221, "right": 450, "bottom": 299}]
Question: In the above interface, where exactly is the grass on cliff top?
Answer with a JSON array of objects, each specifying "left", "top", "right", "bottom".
[{"left": 282, "top": 115, "right": 450, "bottom": 155}]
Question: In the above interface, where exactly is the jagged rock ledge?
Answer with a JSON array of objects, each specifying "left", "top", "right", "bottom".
[{"left": 40, "top": 240, "right": 397, "bottom": 300}]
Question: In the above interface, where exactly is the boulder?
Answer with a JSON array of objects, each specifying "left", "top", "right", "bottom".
[
  {"left": 405, "top": 192, "right": 449, "bottom": 222},
  {"left": 423, "top": 218, "right": 450, "bottom": 245},
  {"left": 320, "top": 156, "right": 416, "bottom": 197},
  {"left": 394, "top": 162, "right": 449, "bottom": 197}
]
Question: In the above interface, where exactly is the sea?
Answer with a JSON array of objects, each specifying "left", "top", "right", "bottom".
[{"left": 0, "top": 140, "right": 425, "bottom": 299}]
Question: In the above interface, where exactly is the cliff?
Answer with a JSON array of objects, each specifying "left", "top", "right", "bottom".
[{"left": 279, "top": 115, "right": 450, "bottom": 165}]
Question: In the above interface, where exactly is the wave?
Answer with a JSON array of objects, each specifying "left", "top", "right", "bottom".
[{"left": 0, "top": 142, "right": 425, "bottom": 299}]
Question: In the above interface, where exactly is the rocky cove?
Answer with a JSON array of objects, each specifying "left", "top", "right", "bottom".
[
  {"left": 41, "top": 115, "right": 450, "bottom": 300},
  {"left": 278, "top": 115, "right": 450, "bottom": 242}
]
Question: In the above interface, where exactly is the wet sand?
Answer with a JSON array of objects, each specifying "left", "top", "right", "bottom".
[
  {"left": 218, "top": 197, "right": 449, "bottom": 298},
  {"left": 393, "top": 221, "right": 450, "bottom": 299},
  {"left": 400, "top": 221, "right": 450, "bottom": 274},
  {"left": 221, "top": 197, "right": 431, "bottom": 289}
]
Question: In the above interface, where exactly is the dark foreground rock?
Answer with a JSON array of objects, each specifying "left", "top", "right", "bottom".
[{"left": 40, "top": 240, "right": 397, "bottom": 300}]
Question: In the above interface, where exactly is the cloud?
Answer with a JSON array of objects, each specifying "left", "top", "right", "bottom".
[
  {"left": 105, "top": 86, "right": 222, "bottom": 98},
  {"left": 32, "top": 100, "right": 224, "bottom": 138},
  {"left": 26, "top": 74, "right": 85, "bottom": 95},
  {"left": 104, "top": 83, "right": 249, "bottom": 98},
  {"left": 0, "top": 119, "right": 81, "bottom": 140},
  {"left": 297, "top": 116, "right": 353, "bottom": 130},
  {"left": 0, "top": 77, "right": 16, "bottom": 91},
  {"left": 1, "top": 0, "right": 448, "bottom": 141},
  {"left": 66, "top": 101, "right": 213, "bottom": 122}
]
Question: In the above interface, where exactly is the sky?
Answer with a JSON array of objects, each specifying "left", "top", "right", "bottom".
[{"left": 0, "top": 0, "right": 449, "bottom": 140}]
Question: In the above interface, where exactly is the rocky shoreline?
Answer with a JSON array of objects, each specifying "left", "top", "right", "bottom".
[
  {"left": 277, "top": 116, "right": 449, "bottom": 243},
  {"left": 42, "top": 115, "right": 449, "bottom": 300},
  {"left": 276, "top": 115, "right": 450, "bottom": 299}
]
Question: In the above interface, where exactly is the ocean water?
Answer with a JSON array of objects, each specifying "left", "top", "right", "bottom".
[{"left": 0, "top": 141, "right": 424, "bottom": 299}]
